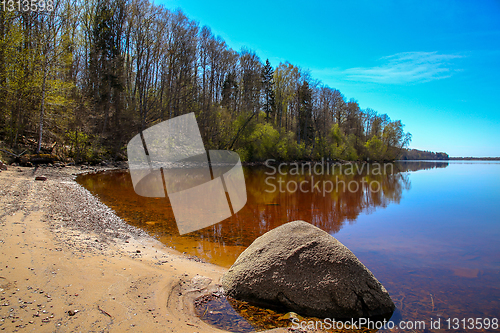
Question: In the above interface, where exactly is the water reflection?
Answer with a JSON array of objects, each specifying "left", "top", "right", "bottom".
[
  {"left": 242, "top": 164, "right": 411, "bottom": 236},
  {"left": 77, "top": 161, "right": 500, "bottom": 332},
  {"left": 395, "top": 160, "right": 449, "bottom": 172},
  {"left": 77, "top": 162, "right": 422, "bottom": 266}
]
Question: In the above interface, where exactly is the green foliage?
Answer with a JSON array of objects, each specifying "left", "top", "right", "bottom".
[
  {"left": 365, "top": 136, "right": 387, "bottom": 161},
  {"left": 330, "top": 124, "right": 343, "bottom": 147},
  {"left": 341, "top": 134, "right": 359, "bottom": 161},
  {"left": 0, "top": 0, "right": 414, "bottom": 164},
  {"left": 311, "top": 137, "right": 329, "bottom": 160},
  {"left": 401, "top": 149, "right": 449, "bottom": 160},
  {"left": 247, "top": 123, "right": 280, "bottom": 161},
  {"left": 235, "top": 147, "right": 251, "bottom": 163},
  {"left": 278, "top": 132, "right": 303, "bottom": 160},
  {"left": 65, "top": 131, "right": 103, "bottom": 163}
]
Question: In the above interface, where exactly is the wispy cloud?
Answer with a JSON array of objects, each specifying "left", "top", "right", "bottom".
[{"left": 341, "top": 52, "right": 463, "bottom": 84}]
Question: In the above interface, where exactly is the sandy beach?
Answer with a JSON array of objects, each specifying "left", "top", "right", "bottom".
[{"left": 0, "top": 165, "right": 289, "bottom": 333}]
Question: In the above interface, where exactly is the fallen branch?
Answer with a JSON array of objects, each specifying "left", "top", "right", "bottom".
[
  {"left": 0, "top": 148, "right": 27, "bottom": 158},
  {"left": 97, "top": 305, "right": 112, "bottom": 318}
]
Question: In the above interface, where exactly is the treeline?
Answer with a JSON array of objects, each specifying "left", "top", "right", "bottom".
[
  {"left": 0, "top": 0, "right": 411, "bottom": 164},
  {"left": 449, "top": 157, "right": 500, "bottom": 161},
  {"left": 401, "top": 149, "right": 449, "bottom": 160}
]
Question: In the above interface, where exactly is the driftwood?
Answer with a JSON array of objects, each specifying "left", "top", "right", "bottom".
[{"left": 19, "top": 154, "right": 58, "bottom": 165}]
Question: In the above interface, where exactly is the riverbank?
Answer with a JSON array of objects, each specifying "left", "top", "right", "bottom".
[{"left": 0, "top": 166, "right": 290, "bottom": 332}]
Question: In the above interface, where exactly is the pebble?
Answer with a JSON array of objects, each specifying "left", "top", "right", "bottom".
[{"left": 68, "top": 310, "right": 78, "bottom": 316}]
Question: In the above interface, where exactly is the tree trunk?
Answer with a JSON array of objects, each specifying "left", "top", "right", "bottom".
[{"left": 37, "top": 65, "right": 48, "bottom": 154}]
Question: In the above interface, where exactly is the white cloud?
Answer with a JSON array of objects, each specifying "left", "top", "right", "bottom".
[{"left": 340, "top": 52, "right": 462, "bottom": 84}]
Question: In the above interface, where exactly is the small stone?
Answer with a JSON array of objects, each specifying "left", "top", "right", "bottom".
[
  {"left": 67, "top": 310, "right": 78, "bottom": 316},
  {"left": 35, "top": 176, "right": 47, "bottom": 181}
]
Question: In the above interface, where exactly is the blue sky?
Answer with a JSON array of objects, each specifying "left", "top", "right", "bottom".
[{"left": 160, "top": 0, "right": 500, "bottom": 157}]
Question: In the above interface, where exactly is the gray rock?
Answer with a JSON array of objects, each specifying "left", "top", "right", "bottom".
[
  {"left": 222, "top": 221, "right": 395, "bottom": 320},
  {"left": 0, "top": 160, "right": 7, "bottom": 171}
]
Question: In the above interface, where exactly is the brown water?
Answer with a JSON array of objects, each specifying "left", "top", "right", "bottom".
[{"left": 77, "top": 161, "right": 500, "bottom": 332}]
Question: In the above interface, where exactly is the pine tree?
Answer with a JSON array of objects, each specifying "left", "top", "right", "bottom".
[{"left": 261, "top": 59, "right": 275, "bottom": 122}]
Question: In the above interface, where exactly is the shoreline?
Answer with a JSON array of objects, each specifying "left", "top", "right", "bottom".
[{"left": 0, "top": 165, "right": 288, "bottom": 332}]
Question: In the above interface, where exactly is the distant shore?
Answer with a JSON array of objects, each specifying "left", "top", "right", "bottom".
[{"left": 448, "top": 157, "right": 500, "bottom": 161}]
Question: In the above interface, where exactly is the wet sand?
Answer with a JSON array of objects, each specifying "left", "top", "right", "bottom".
[{"left": 0, "top": 165, "right": 289, "bottom": 333}]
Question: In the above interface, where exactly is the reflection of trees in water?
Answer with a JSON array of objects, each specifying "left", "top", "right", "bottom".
[
  {"left": 395, "top": 161, "right": 449, "bottom": 172},
  {"left": 76, "top": 162, "right": 440, "bottom": 249},
  {"left": 195, "top": 164, "right": 414, "bottom": 247}
]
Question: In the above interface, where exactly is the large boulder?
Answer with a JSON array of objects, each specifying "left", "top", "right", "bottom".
[{"left": 222, "top": 221, "right": 395, "bottom": 320}]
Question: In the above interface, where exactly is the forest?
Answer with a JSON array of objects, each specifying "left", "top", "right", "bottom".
[
  {"left": 401, "top": 149, "right": 449, "bottom": 160},
  {"left": 0, "top": 0, "right": 412, "bottom": 164}
]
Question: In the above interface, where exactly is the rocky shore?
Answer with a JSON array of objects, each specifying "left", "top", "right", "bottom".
[{"left": 0, "top": 165, "right": 292, "bottom": 332}]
